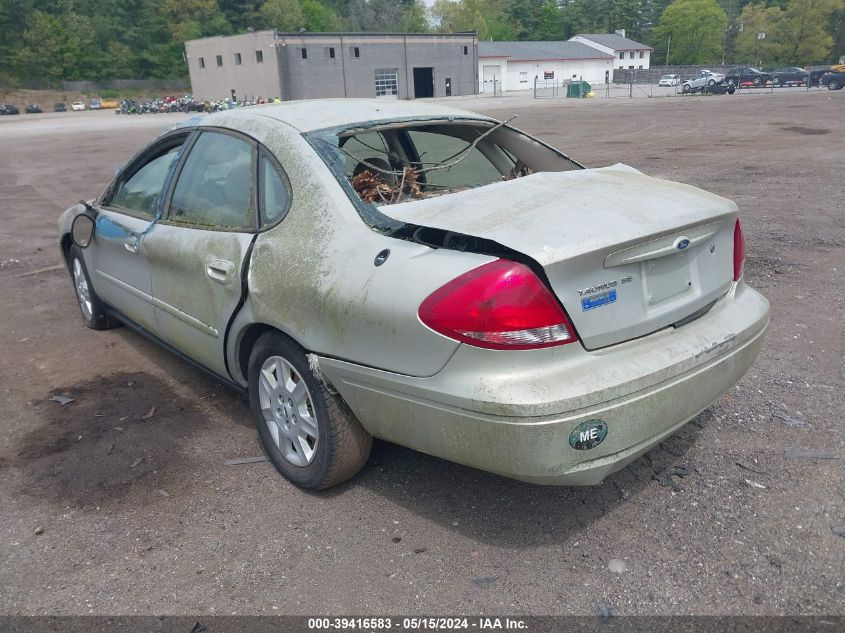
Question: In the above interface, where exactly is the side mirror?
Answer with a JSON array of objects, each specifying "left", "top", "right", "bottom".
[{"left": 71, "top": 213, "right": 96, "bottom": 248}]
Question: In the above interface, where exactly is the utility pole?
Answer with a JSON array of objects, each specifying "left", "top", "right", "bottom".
[{"left": 666, "top": 36, "right": 671, "bottom": 65}]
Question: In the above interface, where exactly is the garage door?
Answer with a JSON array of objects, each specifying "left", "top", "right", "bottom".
[{"left": 482, "top": 65, "right": 501, "bottom": 93}]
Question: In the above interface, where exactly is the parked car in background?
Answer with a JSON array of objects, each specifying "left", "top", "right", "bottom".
[
  {"left": 54, "top": 102, "right": 68, "bottom": 112},
  {"left": 89, "top": 98, "right": 102, "bottom": 110},
  {"left": 809, "top": 69, "right": 832, "bottom": 87},
  {"left": 772, "top": 67, "right": 808, "bottom": 86},
  {"left": 820, "top": 72, "right": 844, "bottom": 90},
  {"left": 58, "top": 100, "right": 769, "bottom": 490},
  {"left": 100, "top": 98, "right": 119, "bottom": 109},
  {"left": 725, "top": 67, "right": 771, "bottom": 87},
  {"left": 25, "top": 104, "right": 43, "bottom": 114},
  {"left": 0, "top": 104, "right": 20, "bottom": 115},
  {"left": 658, "top": 74, "right": 680, "bottom": 87},
  {"left": 71, "top": 101, "right": 86, "bottom": 111},
  {"left": 681, "top": 70, "right": 725, "bottom": 93}
]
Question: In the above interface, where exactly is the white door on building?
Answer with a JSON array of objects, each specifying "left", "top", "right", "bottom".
[{"left": 482, "top": 65, "right": 501, "bottom": 93}]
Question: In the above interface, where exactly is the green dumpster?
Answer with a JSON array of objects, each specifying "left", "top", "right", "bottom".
[{"left": 567, "top": 80, "right": 591, "bottom": 98}]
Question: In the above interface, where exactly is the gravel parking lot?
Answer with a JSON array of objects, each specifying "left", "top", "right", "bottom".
[{"left": 0, "top": 92, "right": 842, "bottom": 617}]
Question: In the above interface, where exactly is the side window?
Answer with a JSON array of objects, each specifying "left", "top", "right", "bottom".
[
  {"left": 259, "top": 154, "right": 291, "bottom": 225},
  {"left": 109, "top": 144, "right": 182, "bottom": 218},
  {"left": 406, "top": 130, "right": 501, "bottom": 190},
  {"left": 169, "top": 132, "right": 255, "bottom": 230}
]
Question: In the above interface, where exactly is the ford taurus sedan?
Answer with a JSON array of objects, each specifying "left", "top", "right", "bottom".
[{"left": 58, "top": 100, "right": 769, "bottom": 489}]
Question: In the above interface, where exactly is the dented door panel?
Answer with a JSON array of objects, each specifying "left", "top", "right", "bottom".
[{"left": 144, "top": 224, "right": 253, "bottom": 377}]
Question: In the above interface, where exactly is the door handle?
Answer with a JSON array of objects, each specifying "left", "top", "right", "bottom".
[
  {"left": 206, "top": 259, "right": 235, "bottom": 283},
  {"left": 124, "top": 237, "right": 139, "bottom": 253}
]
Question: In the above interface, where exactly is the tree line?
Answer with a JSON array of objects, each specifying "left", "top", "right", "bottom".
[{"left": 1, "top": 0, "right": 842, "bottom": 85}]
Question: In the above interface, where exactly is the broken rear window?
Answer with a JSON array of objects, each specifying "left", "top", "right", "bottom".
[{"left": 308, "top": 118, "right": 582, "bottom": 213}]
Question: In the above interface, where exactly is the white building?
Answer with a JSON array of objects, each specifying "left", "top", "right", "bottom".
[
  {"left": 569, "top": 31, "right": 653, "bottom": 70},
  {"left": 478, "top": 41, "right": 615, "bottom": 92}
]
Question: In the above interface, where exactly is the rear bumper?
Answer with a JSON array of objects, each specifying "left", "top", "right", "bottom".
[{"left": 318, "top": 282, "right": 769, "bottom": 485}]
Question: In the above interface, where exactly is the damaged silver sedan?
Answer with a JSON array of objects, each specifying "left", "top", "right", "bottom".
[{"left": 59, "top": 100, "right": 769, "bottom": 489}]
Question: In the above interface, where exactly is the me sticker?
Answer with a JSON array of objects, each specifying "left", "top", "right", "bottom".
[{"left": 581, "top": 289, "right": 617, "bottom": 311}]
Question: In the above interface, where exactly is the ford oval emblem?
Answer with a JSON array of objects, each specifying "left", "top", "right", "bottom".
[
  {"left": 569, "top": 420, "right": 608, "bottom": 450},
  {"left": 676, "top": 238, "right": 691, "bottom": 251}
]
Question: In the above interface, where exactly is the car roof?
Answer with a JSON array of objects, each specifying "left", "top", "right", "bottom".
[{"left": 202, "top": 99, "right": 494, "bottom": 133}]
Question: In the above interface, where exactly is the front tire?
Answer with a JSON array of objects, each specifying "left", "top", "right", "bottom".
[
  {"left": 753, "top": 76, "right": 762, "bottom": 86},
  {"left": 68, "top": 245, "right": 119, "bottom": 330},
  {"left": 248, "top": 331, "right": 372, "bottom": 489},
  {"left": 708, "top": 79, "right": 716, "bottom": 86},
  {"left": 682, "top": 84, "right": 691, "bottom": 93}
]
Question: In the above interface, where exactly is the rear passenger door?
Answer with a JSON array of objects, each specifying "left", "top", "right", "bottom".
[
  {"left": 143, "top": 129, "right": 292, "bottom": 378},
  {"left": 143, "top": 130, "right": 256, "bottom": 377}
]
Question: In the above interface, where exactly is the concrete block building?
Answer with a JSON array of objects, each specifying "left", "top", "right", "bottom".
[{"left": 185, "top": 31, "right": 478, "bottom": 101}]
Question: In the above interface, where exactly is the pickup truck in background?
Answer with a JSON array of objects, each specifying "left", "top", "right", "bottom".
[{"left": 820, "top": 71, "right": 845, "bottom": 90}]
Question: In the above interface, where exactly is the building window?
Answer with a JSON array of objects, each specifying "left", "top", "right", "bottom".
[
  {"left": 234, "top": 52, "right": 242, "bottom": 65},
  {"left": 216, "top": 54, "right": 223, "bottom": 67},
  {"left": 299, "top": 47, "right": 307, "bottom": 60},
  {"left": 255, "top": 50, "right": 263, "bottom": 63},
  {"left": 325, "top": 47, "right": 335, "bottom": 59},
  {"left": 374, "top": 68, "right": 398, "bottom": 97},
  {"left": 352, "top": 47, "right": 360, "bottom": 58},
  {"left": 638, "top": 65, "right": 643, "bottom": 69},
  {"left": 463, "top": 46, "right": 468, "bottom": 55},
  {"left": 639, "top": 51, "right": 644, "bottom": 59},
  {"left": 629, "top": 65, "right": 634, "bottom": 69},
  {"left": 199, "top": 57, "right": 205, "bottom": 69},
  {"left": 619, "top": 51, "right": 624, "bottom": 59},
  {"left": 544, "top": 71, "right": 554, "bottom": 79},
  {"left": 519, "top": 71, "right": 528, "bottom": 83}
]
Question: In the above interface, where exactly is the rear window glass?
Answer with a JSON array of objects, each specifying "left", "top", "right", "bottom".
[{"left": 307, "top": 119, "right": 581, "bottom": 216}]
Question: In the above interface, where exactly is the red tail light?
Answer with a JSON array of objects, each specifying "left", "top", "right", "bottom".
[
  {"left": 419, "top": 259, "right": 578, "bottom": 350},
  {"left": 733, "top": 218, "right": 745, "bottom": 281}
]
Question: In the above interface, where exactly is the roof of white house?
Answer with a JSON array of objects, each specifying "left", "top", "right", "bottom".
[
  {"left": 574, "top": 33, "right": 652, "bottom": 51},
  {"left": 478, "top": 41, "right": 614, "bottom": 61}
]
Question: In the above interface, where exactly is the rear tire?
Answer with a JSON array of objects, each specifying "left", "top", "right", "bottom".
[
  {"left": 248, "top": 331, "right": 372, "bottom": 490},
  {"left": 773, "top": 77, "right": 781, "bottom": 87},
  {"left": 68, "top": 245, "right": 120, "bottom": 330},
  {"left": 829, "top": 80, "right": 841, "bottom": 90}
]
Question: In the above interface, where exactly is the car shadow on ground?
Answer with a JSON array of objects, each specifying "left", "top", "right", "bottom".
[
  {"left": 328, "top": 417, "right": 705, "bottom": 548},
  {"left": 112, "top": 326, "right": 252, "bottom": 427}
]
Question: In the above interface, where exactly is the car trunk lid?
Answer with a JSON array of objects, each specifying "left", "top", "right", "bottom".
[{"left": 382, "top": 164, "right": 737, "bottom": 349}]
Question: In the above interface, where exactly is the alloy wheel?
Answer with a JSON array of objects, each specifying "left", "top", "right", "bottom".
[
  {"left": 72, "top": 258, "right": 93, "bottom": 322},
  {"left": 258, "top": 355, "right": 319, "bottom": 467}
]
